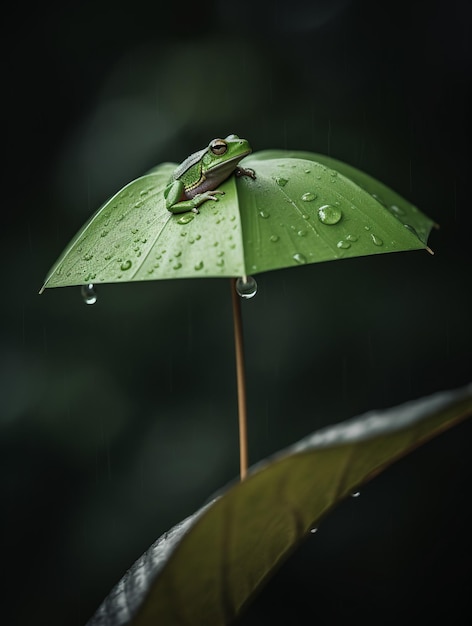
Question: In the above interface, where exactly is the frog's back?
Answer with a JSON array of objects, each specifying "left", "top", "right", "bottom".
[{"left": 172, "top": 147, "right": 206, "bottom": 181}]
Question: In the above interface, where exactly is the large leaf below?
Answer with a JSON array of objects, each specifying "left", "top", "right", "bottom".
[
  {"left": 86, "top": 385, "right": 472, "bottom": 626},
  {"left": 40, "top": 152, "right": 434, "bottom": 291}
]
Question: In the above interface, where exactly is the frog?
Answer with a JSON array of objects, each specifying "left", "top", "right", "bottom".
[{"left": 164, "top": 134, "right": 256, "bottom": 214}]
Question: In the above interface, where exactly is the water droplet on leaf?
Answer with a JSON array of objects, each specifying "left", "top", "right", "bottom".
[
  {"left": 259, "top": 210, "right": 270, "bottom": 219},
  {"left": 235, "top": 276, "right": 258, "bottom": 299},
  {"left": 177, "top": 214, "right": 195, "bottom": 225},
  {"left": 81, "top": 284, "right": 97, "bottom": 305},
  {"left": 301, "top": 192, "right": 316, "bottom": 202},
  {"left": 370, "top": 233, "right": 383, "bottom": 246},
  {"left": 337, "top": 240, "right": 351, "bottom": 249},
  {"left": 403, "top": 224, "right": 419, "bottom": 238},
  {"left": 371, "top": 193, "right": 387, "bottom": 206},
  {"left": 194, "top": 261, "right": 204, "bottom": 271},
  {"left": 293, "top": 252, "right": 307, "bottom": 264},
  {"left": 270, "top": 235, "right": 279, "bottom": 243},
  {"left": 173, "top": 262, "right": 182, "bottom": 270},
  {"left": 318, "top": 205, "right": 342, "bottom": 225},
  {"left": 389, "top": 204, "right": 405, "bottom": 216},
  {"left": 275, "top": 177, "right": 288, "bottom": 187},
  {"left": 120, "top": 260, "right": 132, "bottom": 271}
]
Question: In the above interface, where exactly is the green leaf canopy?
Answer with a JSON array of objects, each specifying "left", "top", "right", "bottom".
[
  {"left": 40, "top": 151, "right": 434, "bottom": 291},
  {"left": 86, "top": 385, "right": 472, "bottom": 626}
]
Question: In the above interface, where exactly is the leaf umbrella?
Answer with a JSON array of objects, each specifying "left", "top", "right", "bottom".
[{"left": 40, "top": 145, "right": 435, "bottom": 478}]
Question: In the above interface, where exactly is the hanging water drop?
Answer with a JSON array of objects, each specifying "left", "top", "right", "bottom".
[
  {"left": 351, "top": 491, "right": 361, "bottom": 498},
  {"left": 81, "top": 284, "right": 97, "bottom": 305},
  {"left": 235, "top": 276, "right": 258, "bottom": 299},
  {"left": 318, "top": 205, "right": 342, "bottom": 225},
  {"left": 310, "top": 527, "right": 318, "bottom": 534}
]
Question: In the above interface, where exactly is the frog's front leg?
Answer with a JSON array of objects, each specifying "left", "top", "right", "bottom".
[
  {"left": 165, "top": 179, "right": 225, "bottom": 214},
  {"left": 235, "top": 166, "right": 256, "bottom": 180}
]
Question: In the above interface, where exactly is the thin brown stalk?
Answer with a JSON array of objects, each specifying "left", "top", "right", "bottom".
[{"left": 230, "top": 278, "right": 248, "bottom": 480}]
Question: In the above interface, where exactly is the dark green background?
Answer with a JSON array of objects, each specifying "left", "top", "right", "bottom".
[{"left": 2, "top": 0, "right": 471, "bottom": 624}]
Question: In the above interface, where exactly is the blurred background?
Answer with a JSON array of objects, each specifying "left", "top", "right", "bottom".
[{"left": 2, "top": 0, "right": 471, "bottom": 624}]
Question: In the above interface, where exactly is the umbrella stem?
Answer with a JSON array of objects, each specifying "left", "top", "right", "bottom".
[{"left": 230, "top": 278, "right": 249, "bottom": 481}]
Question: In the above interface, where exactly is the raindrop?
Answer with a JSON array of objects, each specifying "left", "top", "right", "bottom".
[
  {"left": 270, "top": 235, "right": 279, "bottom": 243},
  {"left": 301, "top": 192, "right": 317, "bottom": 202},
  {"left": 81, "top": 284, "right": 97, "bottom": 305},
  {"left": 370, "top": 233, "right": 383, "bottom": 246},
  {"left": 371, "top": 193, "right": 387, "bottom": 207},
  {"left": 337, "top": 240, "right": 351, "bottom": 249},
  {"left": 120, "top": 260, "right": 132, "bottom": 271},
  {"left": 389, "top": 204, "right": 405, "bottom": 216},
  {"left": 351, "top": 491, "right": 361, "bottom": 498},
  {"left": 259, "top": 210, "right": 270, "bottom": 219},
  {"left": 403, "top": 224, "right": 419, "bottom": 238},
  {"left": 177, "top": 213, "right": 195, "bottom": 224},
  {"left": 293, "top": 252, "right": 307, "bottom": 264},
  {"left": 194, "top": 261, "right": 204, "bottom": 271},
  {"left": 235, "top": 276, "right": 258, "bottom": 299},
  {"left": 275, "top": 177, "right": 288, "bottom": 187},
  {"left": 318, "top": 205, "right": 342, "bottom": 225}
]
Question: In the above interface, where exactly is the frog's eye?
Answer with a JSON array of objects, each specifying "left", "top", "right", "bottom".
[{"left": 210, "top": 139, "right": 227, "bottom": 155}]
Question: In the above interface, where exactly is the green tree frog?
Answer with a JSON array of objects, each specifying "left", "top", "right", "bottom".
[{"left": 164, "top": 134, "right": 256, "bottom": 214}]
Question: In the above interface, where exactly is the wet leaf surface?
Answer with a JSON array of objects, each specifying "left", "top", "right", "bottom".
[
  {"left": 40, "top": 152, "right": 434, "bottom": 292},
  {"left": 86, "top": 385, "right": 472, "bottom": 626}
]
